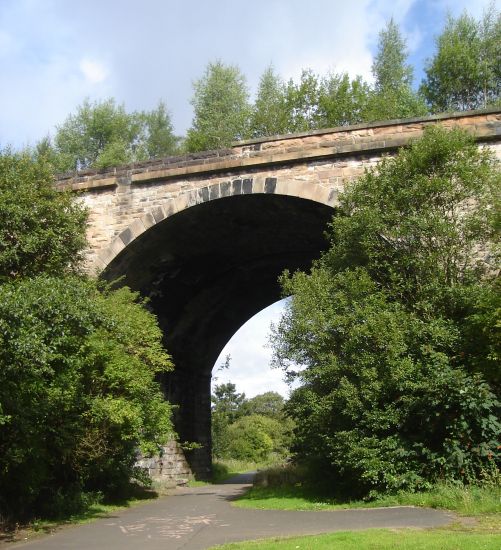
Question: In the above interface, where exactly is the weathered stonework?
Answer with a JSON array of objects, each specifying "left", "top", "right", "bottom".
[
  {"left": 56, "top": 109, "right": 501, "bottom": 479},
  {"left": 56, "top": 108, "right": 501, "bottom": 275},
  {"left": 136, "top": 441, "right": 192, "bottom": 486}
]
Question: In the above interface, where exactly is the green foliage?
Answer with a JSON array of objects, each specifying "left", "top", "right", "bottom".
[
  {"left": 250, "top": 66, "right": 289, "bottom": 138},
  {"left": 0, "top": 276, "right": 173, "bottom": 519},
  {"left": 226, "top": 415, "right": 292, "bottom": 462},
  {"left": 226, "top": 415, "right": 275, "bottom": 462},
  {"left": 0, "top": 149, "right": 87, "bottom": 281},
  {"left": 239, "top": 392, "right": 286, "bottom": 420},
  {"left": 365, "top": 18, "right": 427, "bottom": 121},
  {"left": 211, "top": 376, "right": 293, "bottom": 462},
  {"left": 283, "top": 69, "right": 321, "bottom": 133},
  {"left": 272, "top": 127, "right": 501, "bottom": 496},
  {"left": 372, "top": 18, "right": 413, "bottom": 93},
  {"left": 421, "top": 6, "right": 501, "bottom": 112},
  {"left": 45, "top": 98, "right": 179, "bottom": 171},
  {"left": 186, "top": 61, "right": 251, "bottom": 151},
  {"left": 138, "top": 101, "right": 180, "bottom": 159},
  {"left": 316, "top": 74, "right": 371, "bottom": 127},
  {"left": 211, "top": 381, "right": 247, "bottom": 458}
]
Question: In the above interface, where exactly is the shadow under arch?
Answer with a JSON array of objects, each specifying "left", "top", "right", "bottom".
[{"left": 102, "top": 192, "right": 335, "bottom": 477}]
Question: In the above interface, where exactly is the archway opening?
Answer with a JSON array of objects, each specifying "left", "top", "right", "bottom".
[
  {"left": 212, "top": 298, "right": 290, "bottom": 398},
  {"left": 102, "top": 192, "right": 334, "bottom": 476}
]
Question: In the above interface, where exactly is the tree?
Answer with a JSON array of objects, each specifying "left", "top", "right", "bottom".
[
  {"left": 316, "top": 73, "right": 371, "bottom": 127},
  {"left": 239, "top": 391, "right": 286, "bottom": 419},
  {"left": 0, "top": 149, "right": 87, "bottom": 281},
  {"left": 138, "top": 101, "right": 180, "bottom": 159},
  {"left": 249, "top": 66, "right": 289, "bottom": 138},
  {"left": 0, "top": 276, "right": 174, "bottom": 519},
  {"left": 48, "top": 98, "right": 179, "bottom": 171},
  {"left": 211, "top": 381, "right": 247, "bottom": 458},
  {"left": 283, "top": 69, "right": 321, "bottom": 133},
  {"left": 226, "top": 415, "right": 277, "bottom": 462},
  {"left": 365, "top": 19, "right": 427, "bottom": 121},
  {"left": 0, "top": 150, "right": 174, "bottom": 520},
  {"left": 421, "top": 7, "right": 501, "bottom": 112},
  {"left": 186, "top": 61, "right": 251, "bottom": 151},
  {"left": 273, "top": 127, "right": 500, "bottom": 496}
]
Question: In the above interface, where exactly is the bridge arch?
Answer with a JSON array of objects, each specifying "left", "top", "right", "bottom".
[
  {"left": 100, "top": 186, "right": 337, "bottom": 477},
  {"left": 57, "top": 109, "right": 500, "bottom": 478},
  {"left": 94, "top": 178, "right": 339, "bottom": 273}
]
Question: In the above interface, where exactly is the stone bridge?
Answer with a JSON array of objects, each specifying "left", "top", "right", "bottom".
[{"left": 57, "top": 108, "right": 501, "bottom": 478}]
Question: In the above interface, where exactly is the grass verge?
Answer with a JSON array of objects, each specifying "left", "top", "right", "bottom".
[
  {"left": 209, "top": 528, "right": 501, "bottom": 549},
  {"left": 234, "top": 482, "right": 501, "bottom": 516}
]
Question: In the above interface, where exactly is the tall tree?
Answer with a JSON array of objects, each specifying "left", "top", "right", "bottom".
[
  {"left": 0, "top": 149, "right": 87, "bottom": 281},
  {"left": 47, "top": 98, "right": 179, "bottom": 172},
  {"left": 421, "top": 6, "right": 501, "bottom": 112},
  {"left": 316, "top": 73, "right": 371, "bottom": 127},
  {"left": 366, "top": 19, "right": 427, "bottom": 120},
  {"left": 250, "top": 66, "right": 288, "bottom": 138},
  {"left": 186, "top": 61, "right": 251, "bottom": 152},
  {"left": 0, "top": 151, "right": 174, "bottom": 519},
  {"left": 239, "top": 391, "right": 286, "bottom": 419},
  {"left": 138, "top": 101, "right": 180, "bottom": 159},
  {"left": 273, "top": 127, "right": 500, "bottom": 495},
  {"left": 283, "top": 69, "right": 321, "bottom": 133},
  {"left": 211, "top": 381, "right": 247, "bottom": 459}
]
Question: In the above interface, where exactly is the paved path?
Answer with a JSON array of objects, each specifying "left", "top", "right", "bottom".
[{"left": 9, "top": 474, "right": 455, "bottom": 550}]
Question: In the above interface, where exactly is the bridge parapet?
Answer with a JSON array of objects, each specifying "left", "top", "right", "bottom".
[{"left": 56, "top": 108, "right": 501, "bottom": 193}]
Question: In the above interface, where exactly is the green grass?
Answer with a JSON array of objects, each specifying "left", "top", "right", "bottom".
[
  {"left": 209, "top": 528, "right": 501, "bottom": 549},
  {"left": 234, "top": 482, "right": 501, "bottom": 516}
]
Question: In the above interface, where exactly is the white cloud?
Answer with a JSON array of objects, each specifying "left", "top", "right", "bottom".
[{"left": 79, "top": 58, "right": 108, "bottom": 84}]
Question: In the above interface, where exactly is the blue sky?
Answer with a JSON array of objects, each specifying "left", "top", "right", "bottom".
[{"left": 0, "top": 0, "right": 498, "bottom": 396}]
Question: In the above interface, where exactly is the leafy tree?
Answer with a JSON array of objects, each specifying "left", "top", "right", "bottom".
[
  {"left": 0, "top": 276, "right": 173, "bottom": 518},
  {"left": 239, "top": 391, "right": 286, "bottom": 419},
  {"left": 186, "top": 61, "right": 251, "bottom": 151},
  {"left": 365, "top": 19, "right": 427, "bottom": 121},
  {"left": 283, "top": 69, "right": 321, "bottom": 132},
  {"left": 316, "top": 73, "right": 371, "bottom": 127},
  {"left": 212, "top": 382, "right": 246, "bottom": 423},
  {"left": 273, "top": 127, "right": 500, "bottom": 496},
  {"left": 0, "top": 149, "right": 174, "bottom": 520},
  {"left": 138, "top": 101, "right": 180, "bottom": 158},
  {"left": 226, "top": 415, "right": 276, "bottom": 462},
  {"left": 0, "top": 149, "right": 87, "bottom": 281},
  {"left": 46, "top": 98, "right": 179, "bottom": 171},
  {"left": 250, "top": 66, "right": 289, "bottom": 138},
  {"left": 421, "top": 7, "right": 501, "bottom": 112},
  {"left": 211, "top": 381, "right": 247, "bottom": 458}
]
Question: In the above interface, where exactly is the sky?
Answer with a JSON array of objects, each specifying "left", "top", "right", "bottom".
[{"left": 1, "top": 0, "right": 498, "bottom": 397}]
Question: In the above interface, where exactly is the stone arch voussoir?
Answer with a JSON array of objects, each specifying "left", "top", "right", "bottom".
[{"left": 94, "top": 178, "right": 340, "bottom": 272}]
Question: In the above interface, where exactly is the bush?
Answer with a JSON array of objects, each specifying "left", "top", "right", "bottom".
[
  {"left": 0, "top": 276, "right": 173, "bottom": 519},
  {"left": 273, "top": 127, "right": 501, "bottom": 496}
]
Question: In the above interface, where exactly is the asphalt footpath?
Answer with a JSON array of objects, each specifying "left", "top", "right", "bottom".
[{"left": 7, "top": 473, "right": 455, "bottom": 550}]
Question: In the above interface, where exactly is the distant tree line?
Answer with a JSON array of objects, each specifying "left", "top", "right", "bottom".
[
  {"left": 33, "top": 6, "right": 501, "bottom": 169},
  {"left": 211, "top": 371, "right": 294, "bottom": 463}
]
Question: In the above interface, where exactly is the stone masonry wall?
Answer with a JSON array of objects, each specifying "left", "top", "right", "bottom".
[
  {"left": 136, "top": 440, "right": 192, "bottom": 486},
  {"left": 55, "top": 109, "right": 501, "bottom": 275}
]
